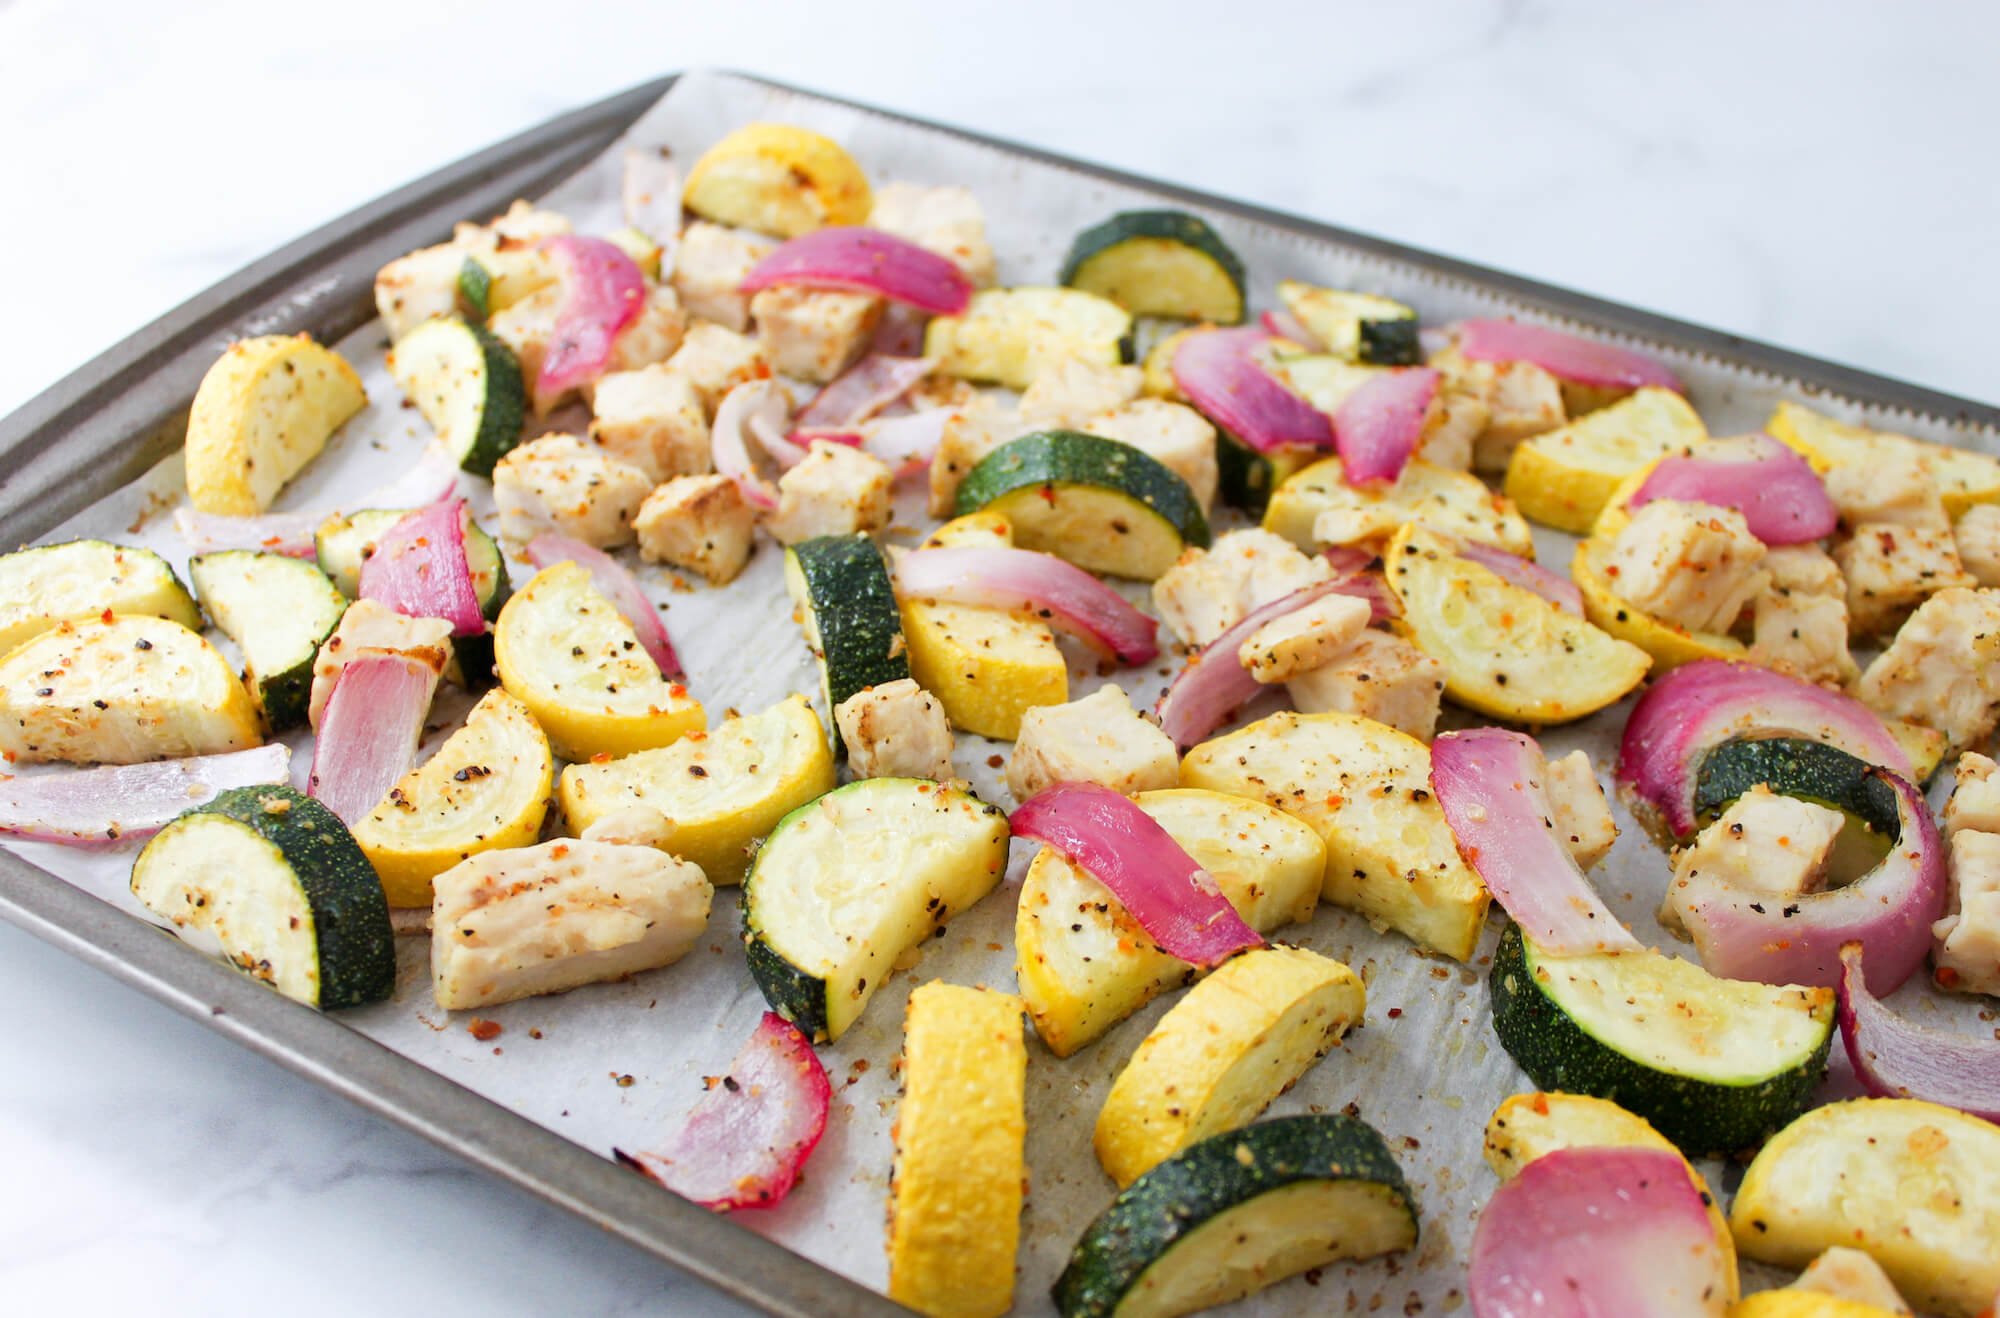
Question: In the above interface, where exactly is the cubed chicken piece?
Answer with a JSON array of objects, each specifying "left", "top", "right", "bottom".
[
  {"left": 1789, "top": 1249, "right": 1912, "bottom": 1314},
  {"left": 588, "top": 365, "right": 711, "bottom": 482},
  {"left": 1284, "top": 630, "right": 1445, "bottom": 741},
  {"left": 1006, "top": 685, "right": 1179, "bottom": 801},
  {"left": 1664, "top": 784, "right": 1843, "bottom": 917},
  {"left": 767, "top": 441, "right": 894, "bottom": 544},
  {"left": 1238, "top": 593, "right": 1370, "bottom": 684},
  {"left": 595, "top": 286, "right": 687, "bottom": 386},
  {"left": 1935, "top": 828, "right": 2000, "bottom": 997},
  {"left": 633, "top": 475, "right": 756, "bottom": 586},
  {"left": 1944, "top": 752, "right": 2000, "bottom": 836},
  {"left": 749, "top": 286, "right": 884, "bottom": 384},
  {"left": 1415, "top": 390, "right": 1490, "bottom": 473},
  {"left": 1761, "top": 544, "right": 1845, "bottom": 597},
  {"left": 487, "top": 283, "right": 566, "bottom": 414},
  {"left": 1835, "top": 522, "right": 1974, "bottom": 636},
  {"left": 835, "top": 678, "right": 954, "bottom": 780},
  {"left": 308, "top": 599, "right": 452, "bottom": 730},
  {"left": 375, "top": 201, "right": 568, "bottom": 342},
  {"left": 665, "top": 322, "right": 771, "bottom": 414},
  {"left": 1750, "top": 588, "right": 1857, "bottom": 686},
  {"left": 577, "top": 805, "right": 672, "bottom": 848},
  {"left": 671, "top": 221, "right": 773, "bottom": 332},
  {"left": 1825, "top": 449, "right": 1948, "bottom": 531},
  {"left": 1019, "top": 359, "right": 1144, "bottom": 429},
  {"left": 927, "top": 394, "right": 1024, "bottom": 517},
  {"left": 868, "top": 182, "right": 997, "bottom": 286},
  {"left": 1855, "top": 586, "right": 2000, "bottom": 749},
  {"left": 492, "top": 433, "right": 652, "bottom": 549},
  {"left": 1150, "top": 529, "right": 1335, "bottom": 649},
  {"left": 1544, "top": 749, "right": 1618, "bottom": 870},
  {"left": 430, "top": 839, "right": 712, "bottom": 1010},
  {"left": 1602, "top": 499, "right": 1768, "bottom": 634},
  {"left": 1470, "top": 362, "right": 1567, "bottom": 473},
  {"left": 1085, "top": 400, "right": 1219, "bottom": 512},
  {"left": 1953, "top": 504, "right": 2000, "bottom": 587}
]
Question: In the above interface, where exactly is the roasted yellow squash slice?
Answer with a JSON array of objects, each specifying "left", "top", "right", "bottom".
[
  {"left": 1502, "top": 386, "right": 1706, "bottom": 534},
  {"left": 683, "top": 122, "right": 872, "bottom": 238},
  {"left": 1263, "top": 456, "right": 1535, "bottom": 558},
  {"left": 184, "top": 334, "right": 366, "bottom": 515}
]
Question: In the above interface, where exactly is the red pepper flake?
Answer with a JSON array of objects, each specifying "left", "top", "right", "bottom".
[
  {"left": 1386, "top": 1007, "right": 1402, "bottom": 1018},
  {"left": 1530, "top": 1093, "right": 1550, "bottom": 1116},
  {"left": 612, "top": 1073, "right": 635, "bottom": 1088},
  {"left": 468, "top": 1017, "right": 502, "bottom": 1041}
]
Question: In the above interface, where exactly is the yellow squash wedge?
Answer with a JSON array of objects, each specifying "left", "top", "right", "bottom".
[
  {"left": 1263, "top": 455, "right": 1535, "bottom": 558},
  {"left": 1503, "top": 386, "right": 1706, "bottom": 534},
  {"left": 184, "top": 334, "right": 366, "bottom": 515},
  {"left": 1769, "top": 400, "right": 2000, "bottom": 518},
  {"left": 1730, "top": 1295, "right": 1903, "bottom": 1318},
  {"left": 1094, "top": 946, "right": 1365, "bottom": 1187},
  {"left": 1016, "top": 788, "right": 1323, "bottom": 1056},
  {"left": 495, "top": 561, "right": 704, "bottom": 761},
  {"left": 887, "top": 982, "right": 1027, "bottom": 1318},
  {"left": 351, "top": 688, "right": 554, "bottom": 908},
  {"left": 682, "top": 122, "right": 872, "bottom": 239},
  {"left": 1180, "top": 710, "right": 1490, "bottom": 960},
  {"left": 557, "top": 694, "right": 835, "bottom": 885}
]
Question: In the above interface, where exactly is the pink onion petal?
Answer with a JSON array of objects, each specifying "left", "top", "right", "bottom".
[
  {"left": 1469, "top": 1146, "right": 1730, "bottom": 1318},
  {"left": 171, "top": 444, "right": 464, "bottom": 556},
  {"left": 1459, "top": 317, "right": 1683, "bottom": 393},
  {"left": 614, "top": 1011, "right": 831, "bottom": 1212},
  {"left": 1260, "top": 308, "right": 1322, "bottom": 350},
  {"left": 1618, "top": 659, "right": 1912, "bottom": 839},
  {"left": 1321, "top": 545, "right": 1376, "bottom": 577},
  {"left": 795, "top": 354, "right": 933, "bottom": 430},
  {"left": 621, "top": 148, "right": 683, "bottom": 266},
  {"left": 1431, "top": 728, "right": 1643, "bottom": 956},
  {"left": 1010, "top": 782, "right": 1263, "bottom": 969},
  {"left": 1458, "top": 541, "right": 1584, "bottom": 616},
  {"left": 892, "top": 546, "right": 1159, "bottom": 666},
  {"left": 748, "top": 410, "right": 811, "bottom": 470},
  {"left": 0, "top": 744, "right": 291, "bottom": 847},
  {"left": 538, "top": 235, "right": 647, "bottom": 397},
  {"left": 307, "top": 654, "right": 437, "bottom": 825},
  {"left": 1629, "top": 432, "right": 1837, "bottom": 546},
  {"left": 1157, "top": 574, "right": 1394, "bottom": 749},
  {"left": 740, "top": 227, "right": 972, "bottom": 316},
  {"left": 1674, "top": 764, "right": 1943, "bottom": 993},
  {"left": 524, "top": 534, "right": 682, "bottom": 680},
  {"left": 869, "top": 303, "right": 930, "bottom": 357},
  {"left": 1334, "top": 367, "right": 1440, "bottom": 485},
  {"left": 711, "top": 379, "right": 789, "bottom": 510},
  {"left": 861, "top": 410, "right": 951, "bottom": 476},
  {"left": 1172, "top": 327, "right": 1334, "bottom": 454},
  {"left": 1838, "top": 943, "right": 2000, "bottom": 1121},
  {"left": 790, "top": 430, "right": 864, "bottom": 450},
  {"left": 358, "top": 497, "right": 487, "bottom": 636}
]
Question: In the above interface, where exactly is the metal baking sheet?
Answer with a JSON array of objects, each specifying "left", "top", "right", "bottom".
[{"left": 2, "top": 69, "right": 1995, "bottom": 1318}]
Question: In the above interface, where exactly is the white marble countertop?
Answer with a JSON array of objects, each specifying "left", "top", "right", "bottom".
[{"left": 0, "top": 1, "right": 1994, "bottom": 1313}]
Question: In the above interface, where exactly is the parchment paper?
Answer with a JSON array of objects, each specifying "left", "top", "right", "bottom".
[{"left": 11, "top": 70, "right": 1997, "bottom": 1316}]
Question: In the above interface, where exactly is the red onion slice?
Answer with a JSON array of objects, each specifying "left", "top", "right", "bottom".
[
  {"left": 307, "top": 655, "right": 437, "bottom": 825},
  {"left": 1628, "top": 433, "right": 1837, "bottom": 546},
  {"left": 524, "top": 534, "right": 682, "bottom": 680},
  {"left": 1468, "top": 1147, "right": 1730, "bottom": 1318},
  {"left": 740, "top": 227, "right": 972, "bottom": 316},
  {"left": 538, "top": 235, "right": 647, "bottom": 397},
  {"left": 358, "top": 497, "right": 487, "bottom": 636},
  {"left": 1011, "top": 782, "right": 1264, "bottom": 969},
  {"left": 1171, "top": 327, "right": 1334, "bottom": 454},
  {"left": 0, "top": 744, "right": 291, "bottom": 846},
  {"left": 173, "top": 444, "right": 462, "bottom": 556},
  {"left": 862, "top": 410, "right": 951, "bottom": 475},
  {"left": 1334, "top": 367, "right": 1440, "bottom": 485},
  {"left": 1431, "top": 728, "right": 1643, "bottom": 956},
  {"left": 869, "top": 303, "right": 930, "bottom": 357},
  {"left": 794, "top": 354, "right": 933, "bottom": 431},
  {"left": 1838, "top": 943, "right": 2000, "bottom": 1121},
  {"left": 892, "top": 546, "right": 1159, "bottom": 665},
  {"left": 748, "top": 411, "right": 811, "bottom": 470},
  {"left": 1618, "top": 660, "right": 1912, "bottom": 839},
  {"left": 615, "top": 1011, "right": 831, "bottom": 1211},
  {"left": 711, "top": 379, "right": 790, "bottom": 510},
  {"left": 1260, "top": 307, "right": 1322, "bottom": 349},
  {"left": 1458, "top": 541, "right": 1584, "bottom": 616},
  {"left": 621, "top": 147, "right": 683, "bottom": 265},
  {"left": 1459, "top": 318, "right": 1683, "bottom": 393}
]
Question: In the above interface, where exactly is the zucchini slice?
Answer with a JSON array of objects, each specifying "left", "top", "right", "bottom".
[
  {"left": 1276, "top": 280, "right": 1421, "bottom": 365},
  {"left": 954, "top": 430, "right": 1210, "bottom": 581},
  {"left": 0, "top": 614, "right": 261, "bottom": 765},
  {"left": 0, "top": 540, "right": 201, "bottom": 658},
  {"left": 494, "top": 561, "right": 704, "bottom": 761},
  {"left": 887, "top": 983, "right": 1028, "bottom": 1318},
  {"left": 1060, "top": 210, "right": 1247, "bottom": 325},
  {"left": 387, "top": 318, "right": 527, "bottom": 478},
  {"left": 1263, "top": 455, "right": 1537, "bottom": 559},
  {"left": 184, "top": 335, "right": 366, "bottom": 515},
  {"left": 1016, "top": 788, "right": 1322, "bottom": 1056},
  {"left": 1489, "top": 923, "right": 1834, "bottom": 1155},
  {"left": 454, "top": 255, "right": 491, "bottom": 320},
  {"left": 558, "top": 694, "right": 837, "bottom": 886},
  {"left": 1384, "top": 523, "right": 1649, "bottom": 723},
  {"left": 741, "top": 777, "right": 1010, "bottom": 1042},
  {"left": 130, "top": 784, "right": 394, "bottom": 1009},
  {"left": 1095, "top": 946, "right": 1365, "bottom": 1187},
  {"left": 924, "top": 287, "right": 1135, "bottom": 391},
  {"left": 1053, "top": 1114, "right": 1418, "bottom": 1318},
  {"left": 1502, "top": 386, "right": 1708, "bottom": 534},
  {"left": 1731, "top": 1098, "right": 2000, "bottom": 1318},
  {"left": 188, "top": 551, "right": 347, "bottom": 731},
  {"left": 350, "top": 688, "right": 554, "bottom": 907},
  {"left": 782, "top": 535, "right": 909, "bottom": 754},
  {"left": 315, "top": 504, "right": 509, "bottom": 686}
]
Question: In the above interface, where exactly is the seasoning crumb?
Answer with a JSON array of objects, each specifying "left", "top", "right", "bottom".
[
  {"left": 468, "top": 1017, "right": 502, "bottom": 1042},
  {"left": 613, "top": 1073, "right": 636, "bottom": 1088}
]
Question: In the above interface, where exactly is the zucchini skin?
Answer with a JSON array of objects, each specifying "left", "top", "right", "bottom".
[
  {"left": 954, "top": 430, "right": 1211, "bottom": 547},
  {"left": 1358, "top": 317, "right": 1422, "bottom": 367},
  {"left": 1053, "top": 1114, "right": 1417, "bottom": 1318},
  {"left": 1691, "top": 737, "right": 1900, "bottom": 837},
  {"left": 1214, "top": 437, "right": 1321, "bottom": 515},
  {"left": 740, "top": 884, "right": 831, "bottom": 1042},
  {"left": 455, "top": 257, "right": 492, "bottom": 320},
  {"left": 1059, "top": 210, "right": 1247, "bottom": 325},
  {"left": 786, "top": 535, "right": 909, "bottom": 755},
  {"left": 452, "top": 321, "right": 527, "bottom": 479},
  {"left": 1488, "top": 923, "right": 1830, "bottom": 1155}
]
